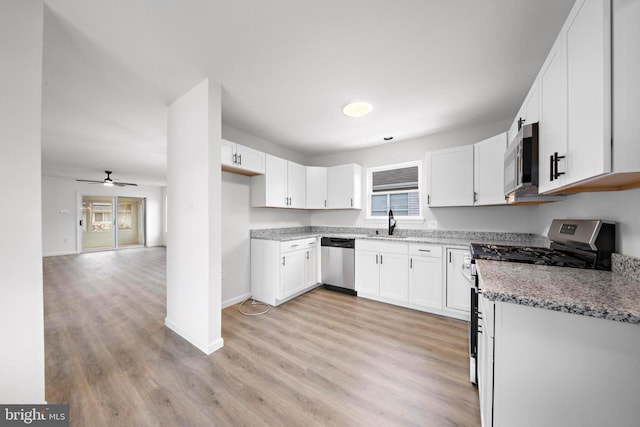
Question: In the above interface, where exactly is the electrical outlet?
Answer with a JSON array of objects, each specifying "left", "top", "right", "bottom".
[{"left": 427, "top": 221, "right": 438, "bottom": 230}]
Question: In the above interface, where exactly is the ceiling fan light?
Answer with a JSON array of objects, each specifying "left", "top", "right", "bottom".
[
  {"left": 103, "top": 181, "right": 114, "bottom": 187},
  {"left": 343, "top": 101, "right": 373, "bottom": 118}
]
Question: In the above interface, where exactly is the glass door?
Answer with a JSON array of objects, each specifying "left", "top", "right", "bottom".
[
  {"left": 117, "top": 197, "right": 146, "bottom": 248},
  {"left": 81, "top": 196, "right": 146, "bottom": 251},
  {"left": 82, "top": 196, "right": 115, "bottom": 251}
]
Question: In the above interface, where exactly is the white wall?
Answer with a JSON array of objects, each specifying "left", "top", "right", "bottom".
[
  {"left": 166, "top": 78, "right": 223, "bottom": 354},
  {"left": 41, "top": 176, "right": 164, "bottom": 256},
  {"left": 221, "top": 172, "right": 310, "bottom": 306},
  {"left": 220, "top": 126, "right": 310, "bottom": 306},
  {"left": 0, "top": 0, "right": 45, "bottom": 404},
  {"left": 536, "top": 188, "right": 640, "bottom": 258},
  {"left": 309, "top": 119, "right": 541, "bottom": 233}
]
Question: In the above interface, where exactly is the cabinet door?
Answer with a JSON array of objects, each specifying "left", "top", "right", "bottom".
[
  {"left": 306, "top": 166, "right": 328, "bottom": 209},
  {"left": 445, "top": 248, "right": 471, "bottom": 312},
  {"left": 280, "top": 250, "right": 305, "bottom": 299},
  {"left": 478, "top": 295, "right": 494, "bottom": 427},
  {"left": 379, "top": 252, "right": 409, "bottom": 302},
  {"left": 565, "top": 0, "right": 611, "bottom": 185},
  {"left": 474, "top": 133, "right": 507, "bottom": 206},
  {"left": 263, "top": 154, "right": 288, "bottom": 207},
  {"left": 304, "top": 245, "right": 319, "bottom": 288},
  {"left": 221, "top": 140, "right": 236, "bottom": 168},
  {"left": 408, "top": 255, "right": 443, "bottom": 309},
  {"left": 355, "top": 250, "right": 379, "bottom": 295},
  {"left": 427, "top": 145, "right": 474, "bottom": 207},
  {"left": 235, "top": 144, "right": 265, "bottom": 175},
  {"left": 327, "top": 164, "right": 361, "bottom": 209},
  {"left": 287, "top": 161, "right": 307, "bottom": 208},
  {"left": 538, "top": 35, "right": 567, "bottom": 193},
  {"left": 524, "top": 79, "right": 539, "bottom": 125}
]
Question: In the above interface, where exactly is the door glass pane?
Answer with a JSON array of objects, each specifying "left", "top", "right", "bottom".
[
  {"left": 82, "top": 196, "right": 115, "bottom": 251},
  {"left": 117, "top": 197, "right": 145, "bottom": 247}
]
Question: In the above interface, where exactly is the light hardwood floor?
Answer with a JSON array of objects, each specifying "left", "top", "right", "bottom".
[{"left": 44, "top": 247, "right": 480, "bottom": 426}]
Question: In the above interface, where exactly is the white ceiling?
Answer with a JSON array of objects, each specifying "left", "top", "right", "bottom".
[{"left": 41, "top": 0, "right": 576, "bottom": 186}]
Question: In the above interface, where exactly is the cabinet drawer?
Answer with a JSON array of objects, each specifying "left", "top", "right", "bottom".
[
  {"left": 280, "top": 239, "right": 307, "bottom": 253},
  {"left": 356, "top": 239, "right": 408, "bottom": 254},
  {"left": 305, "top": 238, "right": 319, "bottom": 249},
  {"left": 409, "top": 244, "right": 442, "bottom": 258}
]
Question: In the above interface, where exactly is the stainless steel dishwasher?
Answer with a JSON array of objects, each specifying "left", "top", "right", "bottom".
[{"left": 320, "top": 237, "right": 356, "bottom": 295}]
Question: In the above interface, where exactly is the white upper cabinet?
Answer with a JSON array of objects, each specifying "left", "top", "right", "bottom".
[
  {"left": 508, "top": 79, "right": 540, "bottom": 144},
  {"left": 327, "top": 164, "right": 362, "bottom": 209},
  {"left": 564, "top": 0, "right": 611, "bottom": 185},
  {"left": 474, "top": 132, "right": 508, "bottom": 206},
  {"left": 252, "top": 154, "right": 287, "bottom": 207},
  {"left": 287, "top": 161, "right": 307, "bottom": 209},
  {"left": 612, "top": 0, "right": 640, "bottom": 176},
  {"left": 306, "top": 166, "right": 328, "bottom": 209},
  {"left": 251, "top": 154, "right": 306, "bottom": 208},
  {"left": 534, "top": 0, "right": 640, "bottom": 194},
  {"left": 538, "top": 34, "right": 567, "bottom": 193},
  {"left": 221, "top": 139, "right": 265, "bottom": 175},
  {"left": 427, "top": 145, "right": 474, "bottom": 207}
]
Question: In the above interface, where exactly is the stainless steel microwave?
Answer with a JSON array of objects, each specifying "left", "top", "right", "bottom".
[{"left": 504, "top": 122, "right": 539, "bottom": 196}]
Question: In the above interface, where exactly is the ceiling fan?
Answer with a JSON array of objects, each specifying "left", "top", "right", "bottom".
[{"left": 76, "top": 170, "right": 137, "bottom": 187}]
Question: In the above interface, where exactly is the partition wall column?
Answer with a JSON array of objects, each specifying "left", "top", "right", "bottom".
[{"left": 165, "top": 78, "right": 223, "bottom": 354}]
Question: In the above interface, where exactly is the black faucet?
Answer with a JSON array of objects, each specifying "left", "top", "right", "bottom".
[{"left": 388, "top": 209, "right": 396, "bottom": 235}]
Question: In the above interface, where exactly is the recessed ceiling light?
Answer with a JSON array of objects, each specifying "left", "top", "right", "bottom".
[
  {"left": 383, "top": 136, "right": 394, "bottom": 141},
  {"left": 343, "top": 101, "right": 373, "bottom": 118}
]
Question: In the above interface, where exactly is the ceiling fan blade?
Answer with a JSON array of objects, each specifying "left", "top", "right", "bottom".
[
  {"left": 76, "top": 179, "right": 104, "bottom": 184},
  {"left": 114, "top": 182, "right": 138, "bottom": 187}
]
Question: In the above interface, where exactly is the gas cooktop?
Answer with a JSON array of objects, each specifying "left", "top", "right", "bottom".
[
  {"left": 470, "top": 219, "right": 616, "bottom": 271},
  {"left": 469, "top": 243, "right": 598, "bottom": 269}
]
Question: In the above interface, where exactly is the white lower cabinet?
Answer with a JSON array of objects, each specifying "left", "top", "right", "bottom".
[
  {"left": 355, "top": 240, "right": 408, "bottom": 303},
  {"left": 445, "top": 248, "right": 472, "bottom": 318},
  {"left": 478, "top": 294, "right": 495, "bottom": 427},
  {"left": 251, "top": 237, "right": 320, "bottom": 306},
  {"left": 281, "top": 249, "right": 305, "bottom": 299},
  {"left": 408, "top": 244, "right": 443, "bottom": 310},
  {"left": 304, "top": 240, "right": 319, "bottom": 288},
  {"left": 356, "top": 241, "right": 470, "bottom": 320},
  {"left": 486, "top": 300, "right": 640, "bottom": 427}
]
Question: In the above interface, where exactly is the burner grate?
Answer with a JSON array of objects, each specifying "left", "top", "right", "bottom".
[{"left": 470, "top": 243, "right": 597, "bottom": 269}]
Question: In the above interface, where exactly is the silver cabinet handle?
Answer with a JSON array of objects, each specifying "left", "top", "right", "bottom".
[
  {"left": 410, "top": 258, "right": 413, "bottom": 269},
  {"left": 350, "top": 198, "right": 353, "bottom": 207},
  {"left": 306, "top": 251, "right": 309, "bottom": 259},
  {"left": 418, "top": 249, "right": 431, "bottom": 253},
  {"left": 324, "top": 200, "right": 327, "bottom": 208},
  {"left": 380, "top": 255, "right": 382, "bottom": 265},
  {"left": 237, "top": 153, "right": 242, "bottom": 165},
  {"left": 282, "top": 256, "right": 285, "bottom": 266},
  {"left": 375, "top": 254, "right": 378, "bottom": 264},
  {"left": 290, "top": 244, "right": 299, "bottom": 248},
  {"left": 232, "top": 153, "right": 238, "bottom": 164}
]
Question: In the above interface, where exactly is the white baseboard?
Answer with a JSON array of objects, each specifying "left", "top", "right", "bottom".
[
  {"left": 42, "top": 250, "right": 77, "bottom": 257},
  {"left": 222, "top": 292, "right": 252, "bottom": 309},
  {"left": 206, "top": 337, "right": 224, "bottom": 355},
  {"left": 164, "top": 318, "right": 224, "bottom": 355}
]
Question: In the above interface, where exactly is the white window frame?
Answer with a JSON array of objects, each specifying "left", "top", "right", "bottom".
[{"left": 365, "top": 160, "right": 424, "bottom": 223}]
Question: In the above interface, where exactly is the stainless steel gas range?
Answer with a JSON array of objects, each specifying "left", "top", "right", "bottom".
[{"left": 467, "top": 219, "right": 616, "bottom": 384}]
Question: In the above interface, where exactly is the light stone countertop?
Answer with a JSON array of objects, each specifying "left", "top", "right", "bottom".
[
  {"left": 477, "top": 259, "right": 640, "bottom": 324},
  {"left": 250, "top": 226, "right": 548, "bottom": 248}
]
